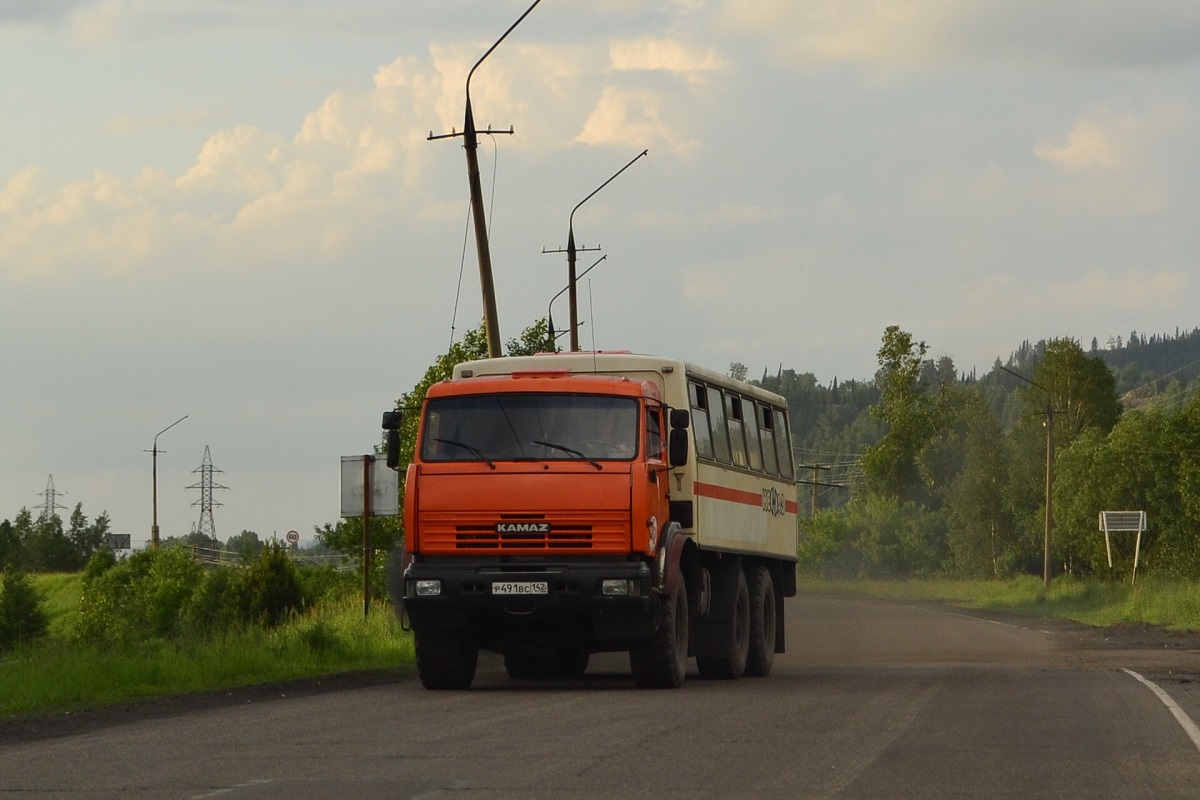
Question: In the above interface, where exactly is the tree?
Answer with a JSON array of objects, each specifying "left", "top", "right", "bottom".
[
  {"left": 226, "top": 530, "right": 264, "bottom": 562},
  {"left": 1031, "top": 339, "right": 1121, "bottom": 444},
  {"left": 0, "top": 519, "right": 20, "bottom": 571},
  {"left": 861, "top": 326, "right": 936, "bottom": 504},
  {"left": 26, "top": 512, "right": 74, "bottom": 573},
  {"left": 236, "top": 542, "right": 304, "bottom": 627},
  {"left": 938, "top": 390, "right": 1015, "bottom": 576},
  {"left": 67, "top": 504, "right": 111, "bottom": 569},
  {"left": 0, "top": 568, "right": 49, "bottom": 651}
]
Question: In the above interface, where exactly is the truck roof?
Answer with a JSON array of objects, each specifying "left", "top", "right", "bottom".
[
  {"left": 427, "top": 369, "right": 663, "bottom": 402},
  {"left": 452, "top": 351, "right": 788, "bottom": 408}
]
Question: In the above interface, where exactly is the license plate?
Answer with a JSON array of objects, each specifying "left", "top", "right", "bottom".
[{"left": 492, "top": 581, "right": 548, "bottom": 595}]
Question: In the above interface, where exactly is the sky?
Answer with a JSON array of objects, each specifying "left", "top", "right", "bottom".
[{"left": 3, "top": 0, "right": 1200, "bottom": 548}]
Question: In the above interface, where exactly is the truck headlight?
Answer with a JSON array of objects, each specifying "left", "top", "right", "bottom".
[
  {"left": 415, "top": 580, "right": 442, "bottom": 597},
  {"left": 602, "top": 579, "right": 632, "bottom": 596}
]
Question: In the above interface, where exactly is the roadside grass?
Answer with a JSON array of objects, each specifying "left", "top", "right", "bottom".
[
  {"left": 799, "top": 574, "right": 1200, "bottom": 631},
  {"left": 1, "top": 592, "right": 413, "bottom": 719},
  {"left": 30, "top": 572, "right": 83, "bottom": 638}
]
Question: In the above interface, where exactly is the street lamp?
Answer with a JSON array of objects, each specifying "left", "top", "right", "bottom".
[
  {"left": 148, "top": 415, "right": 187, "bottom": 548},
  {"left": 428, "top": 0, "right": 543, "bottom": 358},
  {"left": 1000, "top": 366, "right": 1055, "bottom": 587},
  {"left": 555, "top": 150, "right": 647, "bottom": 352}
]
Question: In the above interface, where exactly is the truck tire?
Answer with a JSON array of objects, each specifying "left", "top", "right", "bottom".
[
  {"left": 695, "top": 564, "right": 749, "bottom": 680},
  {"left": 629, "top": 576, "right": 688, "bottom": 689},
  {"left": 415, "top": 628, "right": 478, "bottom": 690},
  {"left": 744, "top": 565, "right": 776, "bottom": 677}
]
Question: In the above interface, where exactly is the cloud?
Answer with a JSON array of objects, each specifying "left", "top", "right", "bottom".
[
  {"left": 1035, "top": 120, "right": 1118, "bottom": 172},
  {"left": 577, "top": 87, "right": 697, "bottom": 154},
  {"left": 1033, "top": 108, "right": 1185, "bottom": 215},
  {"left": 176, "top": 126, "right": 286, "bottom": 194}
]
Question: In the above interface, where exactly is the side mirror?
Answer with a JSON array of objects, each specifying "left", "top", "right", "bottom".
[
  {"left": 382, "top": 410, "right": 403, "bottom": 470},
  {"left": 669, "top": 408, "right": 690, "bottom": 430},
  {"left": 668, "top": 428, "right": 689, "bottom": 467},
  {"left": 385, "top": 430, "right": 401, "bottom": 470}
]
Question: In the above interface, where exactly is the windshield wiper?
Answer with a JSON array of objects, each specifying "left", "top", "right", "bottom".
[
  {"left": 532, "top": 440, "right": 602, "bottom": 470},
  {"left": 434, "top": 438, "right": 496, "bottom": 469}
]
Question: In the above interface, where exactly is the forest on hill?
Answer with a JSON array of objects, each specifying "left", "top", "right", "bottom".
[{"left": 753, "top": 325, "right": 1200, "bottom": 581}]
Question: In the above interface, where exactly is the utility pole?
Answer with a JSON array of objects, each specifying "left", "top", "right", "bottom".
[
  {"left": 428, "top": 0, "right": 542, "bottom": 358},
  {"left": 147, "top": 415, "right": 187, "bottom": 548},
  {"left": 543, "top": 150, "right": 647, "bottom": 351},
  {"left": 796, "top": 464, "right": 839, "bottom": 516}
]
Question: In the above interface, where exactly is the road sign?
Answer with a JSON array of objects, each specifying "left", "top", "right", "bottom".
[{"left": 286, "top": 530, "right": 300, "bottom": 544}]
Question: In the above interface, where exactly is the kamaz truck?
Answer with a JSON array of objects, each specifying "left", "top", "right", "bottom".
[{"left": 383, "top": 351, "right": 799, "bottom": 689}]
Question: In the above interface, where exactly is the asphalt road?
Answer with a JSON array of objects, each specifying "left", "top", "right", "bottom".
[{"left": 4, "top": 594, "right": 1200, "bottom": 799}]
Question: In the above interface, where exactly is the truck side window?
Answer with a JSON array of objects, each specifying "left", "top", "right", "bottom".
[
  {"left": 760, "top": 406, "right": 779, "bottom": 475},
  {"left": 743, "top": 399, "right": 764, "bottom": 472},
  {"left": 726, "top": 394, "right": 747, "bottom": 468},
  {"left": 690, "top": 382, "right": 714, "bottom": 460},
  {"left": 646, "top": 407, "right": 663, "bottom": 461},
  {"left": 774, "top": 408, "right": 795, "bottom": 479},
  {"left": 707, "top": 386, "right": 732, "bottom": 464}
]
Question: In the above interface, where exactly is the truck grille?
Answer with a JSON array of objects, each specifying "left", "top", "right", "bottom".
[{"left": 419, "top": 512, "right": 629, "bottom": 553}]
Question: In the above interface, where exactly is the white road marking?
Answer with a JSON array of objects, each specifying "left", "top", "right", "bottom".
[
  {"left": 190, "top": 779, "right": 276, "bottom": 799},
  {"left": 1124, "top": 668, "right": 1200, "bottom": 755}
]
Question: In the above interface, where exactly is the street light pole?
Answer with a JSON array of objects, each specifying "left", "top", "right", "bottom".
[
  {"left": 149, "top": 415, "right": 188, "bottom": 548},
  {"left": 999, "top": 366, "right": 1055, "bottom": 587},
  {"left": 563, "top": 150, "right": 647, "bottom": 352},
  {"left": 428, "top": 0, "right": 543, "bottom": 359}
]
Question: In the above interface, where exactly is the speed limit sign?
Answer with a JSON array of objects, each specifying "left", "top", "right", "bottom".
[{"left": 286, "top": 530, "right": 299, "bottom": 544}]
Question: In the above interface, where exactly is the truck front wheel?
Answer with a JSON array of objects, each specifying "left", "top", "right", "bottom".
[
  {"left": 415, "top": 628, "right": 478, "bottom": 690},
  {"left": 629, "top": 577, "right": 688, "bottom": 689}
]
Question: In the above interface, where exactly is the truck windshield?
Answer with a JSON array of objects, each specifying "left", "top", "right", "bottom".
[{"left": 421, "top": 394, "right": 639, "bottom": 463}]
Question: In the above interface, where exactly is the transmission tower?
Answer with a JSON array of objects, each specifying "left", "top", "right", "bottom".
[
  {"left": 187, "top": 446, "right": 229, "bottom": 540},
  {"left": 35, "top": 474, "right": 68, "bottom": 521}
]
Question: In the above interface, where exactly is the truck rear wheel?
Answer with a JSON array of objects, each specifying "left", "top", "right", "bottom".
[
  {"left": 629, "top": 577, "right": 688, "bottom": 689},
  {"left": 744, "top": 565, "right": 776, "bottom": 677},
  {"left": 695, "top": 564, "right": 749, "bottom": 680},
  {"left": 415, "top": 628, "right": 478, "bottom": 690}
]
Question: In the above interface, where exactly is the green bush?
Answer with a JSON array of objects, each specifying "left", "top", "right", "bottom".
[
  {"left": 237, "top": 543, "right": 305, "bottom": 627},
  {"left": 77, "top": 547, "right": 204, "bottom": 644},
  {"left": 297, "top": 564, "right": 358, "bottom": 607},
  {"left": 0, "top": 568, "right": 49, "bottom": 651},
  {"left": 179, "top": 568, "right": 242, "bottom": 638},
  {"left": 83, "top": 549, "right": 117, "bottom": 581}
]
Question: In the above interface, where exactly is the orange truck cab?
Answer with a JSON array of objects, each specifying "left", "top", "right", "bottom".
[{"left": 384, "top": 352, "right": 799, "bottom": 690}]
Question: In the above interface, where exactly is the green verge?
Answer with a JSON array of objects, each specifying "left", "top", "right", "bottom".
[
  {"left": 2, "top": 582, "right": 413, "bottom": 719},
  {"left": 800, "top": 575, "right": 1200, "bottom": 631}
]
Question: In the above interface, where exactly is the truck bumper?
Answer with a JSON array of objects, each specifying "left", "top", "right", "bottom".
[{"left": 402, "top": 559, "right": 658, "bottom": 647}]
